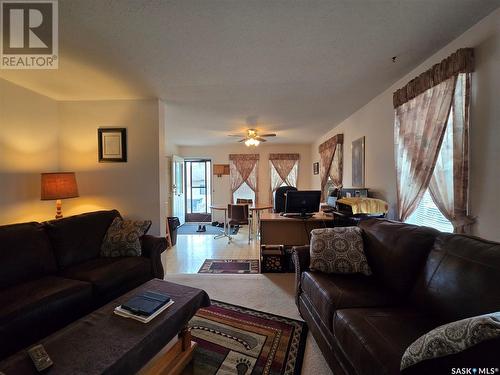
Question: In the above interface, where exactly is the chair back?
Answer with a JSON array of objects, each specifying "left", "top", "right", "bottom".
[
  {"left": 228, "top": 204, "right": 248, "bottom": 224},
  {"left": 236, "top": 198, "right": 253, "bottom": 205},
  {"left": 274, "top": 186, "right": 298, "bottom": 213}
]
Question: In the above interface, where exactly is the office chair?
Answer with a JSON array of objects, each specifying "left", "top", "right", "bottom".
[
  {"left": 228, "top": 204, "right": 250, "bottom": 243},
  {"left": 274, "top": 186, "right": 298, "bottom": 213}
]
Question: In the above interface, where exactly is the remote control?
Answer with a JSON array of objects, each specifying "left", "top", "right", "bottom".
[{"left": 27, "top": 344, "right": 53, "bottom": 372}]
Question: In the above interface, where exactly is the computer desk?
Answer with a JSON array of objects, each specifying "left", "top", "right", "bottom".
[{"left": 259, "top": 212, "right": 334, "bottom": 246}]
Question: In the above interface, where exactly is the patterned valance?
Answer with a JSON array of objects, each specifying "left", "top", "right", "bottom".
[
  {"left": 269, "top": 153, "right": 300, "bottom": 160},
  {"left": 229, "top": 154, "right": 259, "bottom": 161},
  {"left": 393, "top": 48, "right": 474, "bottom": 108},
  {"left": 319, "top": 134, "right": 343, "bottom": 153}
]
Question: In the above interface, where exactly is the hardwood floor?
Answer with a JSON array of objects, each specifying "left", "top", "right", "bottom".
[
  {"left": 161, "top": 225, "right": 334, "bottom": 374},
  {"left": 162, "top": 225, "right": 260, "bottom": 274}
]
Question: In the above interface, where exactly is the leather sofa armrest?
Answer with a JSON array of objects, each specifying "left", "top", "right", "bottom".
[
  {"left": 292, "top": 245, "right": 310, "bottom": 307},
  {"left": 401, "top": 337, "right": 500, "bottom": 375},
  {"left": 140, "top": 235, "right": 167, "bottom": 279}
]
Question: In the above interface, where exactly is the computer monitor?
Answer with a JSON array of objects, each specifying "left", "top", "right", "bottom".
[{"left": 284, "top": 190, "right": 321, "bottom": 216}]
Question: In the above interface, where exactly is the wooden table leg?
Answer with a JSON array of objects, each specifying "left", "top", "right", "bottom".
[
  {"left": 140, "top": 325, "right": 197, "bottom": 375},
  {"left": 180, "top": 325, "right": 191, "bottom": 351}
]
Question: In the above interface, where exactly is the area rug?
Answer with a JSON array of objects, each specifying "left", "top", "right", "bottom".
[
  {"left": 188, "top": 300, "right": 308, "bottom": 375},
  {"left": 178, "top": 224, "right": 239, "bottom": 236},
  {"left": 198, "top": 259, "right": 259, "bottom": 274}
]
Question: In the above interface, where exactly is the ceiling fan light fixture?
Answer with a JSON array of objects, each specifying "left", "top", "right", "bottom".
[{"left": 245, "top": 138, "right": 260, "bottom": 147}]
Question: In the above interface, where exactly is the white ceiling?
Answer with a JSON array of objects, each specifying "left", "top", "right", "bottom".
[{"left": 1, "top": 0, "right": 499, "bottom": 145}]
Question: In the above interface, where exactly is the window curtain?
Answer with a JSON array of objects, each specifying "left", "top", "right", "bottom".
[
  {"left": 428, "top": 73, "right": 474, "bottom": 233},
  {"left": 329, "top": 144, "right": 343, "bottom": 188},
  {"left": 269, "top": 153, "right": 299, "bottom": 204},
  {"left": 229, "top": 154, "right": 259, "bottom": 203},
  {"left": 393, "top": 48, "right": 474, "bottom": 233},
  {"left": 319, "top": 134, "right": 343, "bottom": 201}
]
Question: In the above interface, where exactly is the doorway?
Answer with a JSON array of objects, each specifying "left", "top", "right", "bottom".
[
  {"left": 185, "top": 159, "right": 212, "bottom": 222},
  {"left": 172, "top": 155, "right": 185, "bottom": 226}
]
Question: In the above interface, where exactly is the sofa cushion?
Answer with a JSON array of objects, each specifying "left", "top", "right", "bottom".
[
  {"left": 43, "top": 210, "right": 120, "bottom": 269},
  {"left": 310, "top": 227, "right": 372, "bottom": 275},
  {"left": 333, "top": 308, "right": 439, "bottom": 375},
  {"left": 100, "top": 217, "right": 152, "bottom": 257},
  {"left": 411, "top": 233, "right": 500, "bottom": 322},
  {"left": 401, "top": 312, "right": 500, "bottom": 371},
  {"left": 0, "top": 276, "right": 92, "bottom": 359},
  {"left": 0, "top": 222, "right": 57, "bottom": 289},
  {"left": 60, "top": 257, "right": 152, "bottom": 304},
  {"left": 301, "top": 271, "right": 399, "bottom": 332},
  {"left": 359, "top": 219, "right": 439, "bottom": 297}
]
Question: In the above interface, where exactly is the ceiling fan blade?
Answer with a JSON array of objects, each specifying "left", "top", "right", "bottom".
[
  {"left": 259, "top": 133, "right": 276, "bottom": 137},
  {"left": 238, "top": 138, "right": 247, "bottom": 142},
  {"left": 255, "top": 137, "right": 267, "bottom": 142},
  {"left": 228, "top": 134, "right": 246, "bottom": 137}
]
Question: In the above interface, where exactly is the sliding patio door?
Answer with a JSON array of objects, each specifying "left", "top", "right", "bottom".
[{"left": 185, "top": 160, "right": 212, "bottom": 222}]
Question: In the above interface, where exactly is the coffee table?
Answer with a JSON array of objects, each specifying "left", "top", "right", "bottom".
[{"left": 0, "top": 279, "right": 210, "bottom": 375}]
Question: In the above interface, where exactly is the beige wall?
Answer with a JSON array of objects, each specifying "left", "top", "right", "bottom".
[
  {"left": 0, "top": 79, "right": 166, "bottom": 235},
  {"left": 58, "top": 99, "right": 164, "bottom": 235},
  {"left": 0, "top": 79, "right": 60, "bottom": 224},
  {"left": 160, "top": 101, "right": 179, "bottom": 218},
  {"left": 178, "top": 143, "right": 312, "bottom": 222},
  {"left": 311, "top": 9, "right": 500, "bottom": 241}
]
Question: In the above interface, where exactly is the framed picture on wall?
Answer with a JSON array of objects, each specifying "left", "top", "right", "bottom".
[
  {"left": 352, "top": 136, "right": 365, "bottom": 187},
  {"left": 313, "top": 162, "right": 319, "bottom": 175},
  {"left": 98, "top": 128, "right": 127, "bottom": 162}
]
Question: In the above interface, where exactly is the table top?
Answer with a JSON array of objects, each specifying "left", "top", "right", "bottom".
[
  {"left": 260, "top": 211, "right": 334, "bottom": 222},
  {"left": 210, "top": 204, "right": 228, "bottom": 211},
  {"left": 0, "top": 279, "right": 211, "bottom": 375}
]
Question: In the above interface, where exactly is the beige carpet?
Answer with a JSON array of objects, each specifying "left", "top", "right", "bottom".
[{"left": 165, "top": 273, "right": 333, "bottom": 375}]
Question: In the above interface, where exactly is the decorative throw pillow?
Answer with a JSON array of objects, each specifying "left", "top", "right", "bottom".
[
  {"left": 309, "top": 227, "right": 371, "bottom": 275},
  {"left": 401, "top": 312, "right": 500, "bottom": 370},
  {"left": 100, "top": 217, "right": 152, "bottom": 257}
]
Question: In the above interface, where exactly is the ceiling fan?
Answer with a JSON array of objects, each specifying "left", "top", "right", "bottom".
[{"left": 228, "top": 129, "right": 277, "bottom": 147}]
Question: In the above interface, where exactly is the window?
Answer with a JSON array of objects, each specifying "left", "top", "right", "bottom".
[
  {"left": 406, "top": 190, "right": 453, "bottom": 232},
  {"left": 233, "top": 182, "right": 255, "bottom": 203},
  {"left": 185, "top": 160, "right": 212, "bottom": 215},
  {"left": 269, "top": 155, "right": 299, "bottom": 203}
]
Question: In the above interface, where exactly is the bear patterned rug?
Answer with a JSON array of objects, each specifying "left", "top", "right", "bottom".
[
  {"left": 188, "top": 300, "right": 307, "bottom": 375},
  {"left": 198, "top": 259, "right": 260, "bottom": 274}
]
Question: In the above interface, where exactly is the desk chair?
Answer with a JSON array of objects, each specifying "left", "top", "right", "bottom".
[
  {"left": 274, "top": 186, "right": 298, "bottom": 213},
  {"left": 236, "top": 199, "right": 254, "bottom": 242},
  {"left": 228, "top": 204, "right": 250, "bottom": 243}
]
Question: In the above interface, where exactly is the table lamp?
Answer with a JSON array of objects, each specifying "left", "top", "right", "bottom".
[{"left": 41, "top": 172, "right": 79, "bottom": 219}]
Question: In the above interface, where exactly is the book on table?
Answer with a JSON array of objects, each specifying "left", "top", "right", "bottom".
[{"left": 114, "top": 291, "right": 174, "bottom": 323}]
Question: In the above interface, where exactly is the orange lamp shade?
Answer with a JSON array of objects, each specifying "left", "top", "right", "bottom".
[{"left": 41, "top": 172, "right": 79, "bottom": 200}]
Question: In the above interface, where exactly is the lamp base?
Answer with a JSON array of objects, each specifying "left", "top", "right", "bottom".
[{"left": 55, "top": 199, "right": 63, "bottom": 219}]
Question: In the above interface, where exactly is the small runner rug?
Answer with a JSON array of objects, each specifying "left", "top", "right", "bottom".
[
  {"left": 198, "top": 259, "right": 259, "bottom": 274},
  {"left": 188, "top": 300, "right": 308, "bottom": 375}
]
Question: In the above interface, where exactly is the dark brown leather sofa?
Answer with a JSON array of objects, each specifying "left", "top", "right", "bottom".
[
  {"left": 0, "top": 210, "right": 167, "bottom": 360},
  {"left": 293, "top": 219, "right": 500, "bottom": 375}
]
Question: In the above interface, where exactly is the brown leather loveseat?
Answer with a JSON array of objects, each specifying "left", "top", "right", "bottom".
[
  {"left": 293, "top": 219, "right": 500, "bottom": 374},
  {"left": 0, "top": 210, "right": 167, "bottom": 360}
]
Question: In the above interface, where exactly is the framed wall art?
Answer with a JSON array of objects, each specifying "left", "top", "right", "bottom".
[
  {"left": 352, "top": 136, "right": 365, "bottom": 187},
  {"left": 313, "top": 162, "right": 319, "bottom": 175},
  {"left": 98, "top": 128, "right": 127, "bottom": 162}
]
